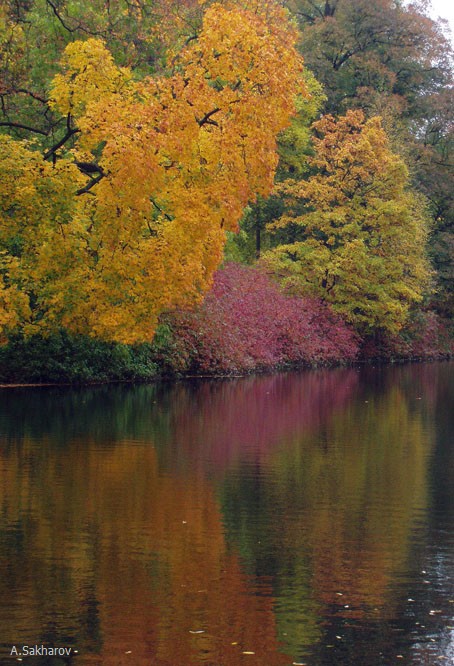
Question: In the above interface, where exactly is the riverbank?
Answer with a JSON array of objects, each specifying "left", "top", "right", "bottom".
[
  {"left": 0, "top": 331, "right": 451, "bottom": 387},
  {"left": 0, "top": 264, "right": 452, "bottom": 386}
]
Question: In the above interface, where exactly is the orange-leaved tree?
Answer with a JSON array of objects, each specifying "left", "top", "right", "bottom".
[
  {"left": 263, "top": 110, "right": 432, "bottom": 334},
  {"left": 0, "top": 2, "right": 305, "bottom": 344}
]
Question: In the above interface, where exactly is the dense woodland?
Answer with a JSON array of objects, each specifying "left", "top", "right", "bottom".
[{"left": 0, "top": 0, "right": 452, "bottom": 381}]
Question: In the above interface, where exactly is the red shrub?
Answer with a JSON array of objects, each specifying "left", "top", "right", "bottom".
[
  {"left": 360, "top": 310, "right": 454, "bottom": 361},
  {"left": 160, "top": 263, "right": 359, "bottom": 374}
]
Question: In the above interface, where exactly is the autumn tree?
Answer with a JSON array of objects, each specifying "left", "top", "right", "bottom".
[
  {"left": 0, "top": 2, "right": 306, "bottom": 344},
  {"left": 262, "top": 110, "right": 431, "bottom": 334},
  {"left": 285, "top": 0, "right": 452, "bottom": 117},
  {"left": 229, "top": 69, "right": 325, "bottom": 262},
  {"left": 283, "top": 0, "right": 453, "bottom": 318},
  {"left": 409, "top": 88, "right": 454, "bottom": 317}
]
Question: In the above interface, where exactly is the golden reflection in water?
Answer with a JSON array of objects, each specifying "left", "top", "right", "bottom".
[
  {"left": 0, "top": 363, "right": 443, "bottom": 664},
  {"left": 0, "top": 436, "right": 290, "bottom": 665}
]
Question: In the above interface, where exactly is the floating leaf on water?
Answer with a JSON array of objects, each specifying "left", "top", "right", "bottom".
[
  {"left": 189, "top": 630, "right": 205, "bottom": 634},
  {"left": 125, "top": 651, "right": 132, "bottom": 654},
  {"left": 242, "top": 651, "right": 255, "bottom": 655},
  {"left": 231, "top": 642, "right": 238, "bottom": 645}
]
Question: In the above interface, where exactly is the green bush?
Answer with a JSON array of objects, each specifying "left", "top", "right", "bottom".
[{"left": 0, "top": 332, "right": 158, "bottom": 384}]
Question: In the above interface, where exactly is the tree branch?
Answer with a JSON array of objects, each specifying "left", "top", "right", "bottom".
[
  {"left": 46, "top": 0, "right": 79, "bottom": 32},
  {"left": 0, "top": 121, "right": 48, "bottom": 136},
  {"left": 76, "top": 173, "right": 104, "bottom": 196},
  {"left": 43, "top": 114, "right": 80, "bottom": 160},
  {"left": 15, "top": 88, "right": 48, "bottom": 104},
  {"left": 196, "top": 107, "right": 220, "bottom": 127},
  {"left": 75, "top": 161, "right": 104, "bottom": 176},
  {"left": 45, "top": 0, "right": 104, "bottom": 36},
  {"left": 150, "top": 197, "right": 172, "bottom": 221}
]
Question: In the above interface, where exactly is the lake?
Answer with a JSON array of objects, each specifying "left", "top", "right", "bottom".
[{"left": 0, "top": 362, "right": 453, "bottom": 665}]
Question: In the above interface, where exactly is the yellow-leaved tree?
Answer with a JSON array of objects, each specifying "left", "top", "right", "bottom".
[
  {"left": 263, "top": 110, "right": 432, "bottom": 334},
  {"left": 0, "top": 2, "right": 305, "bottom": 344}
]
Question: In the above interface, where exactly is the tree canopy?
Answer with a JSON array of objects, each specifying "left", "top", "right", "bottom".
[
  {"left": 0, "top": 0, "right": 451, "bottom": 351},
  {"left": 263, "top": 110, "right": 431, "bottom": 334},
  {"left": 0, "top": 2, "right": 305, "bottom": 343}
]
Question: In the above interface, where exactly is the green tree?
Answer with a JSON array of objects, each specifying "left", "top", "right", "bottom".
[
  {"left": 263, "top": 110, "right": 431, "bottom": 334},
  {"left": 286, "top": 0, "right": 452, "bottom": 117},
  {"left": 227, "top": 69, "right": 325, "bottom": 262},
  {"left": 284, "top": 0, "right": 453, "bottom": 317}
]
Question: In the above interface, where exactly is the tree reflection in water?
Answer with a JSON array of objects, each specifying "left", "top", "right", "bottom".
[{"left": 0, "top": 363, "right": 451, "bottom": 665}]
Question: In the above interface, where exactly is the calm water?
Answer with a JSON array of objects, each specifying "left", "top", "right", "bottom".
[{"left": 0, "top": 362, "right": 453, "bottom": 666}]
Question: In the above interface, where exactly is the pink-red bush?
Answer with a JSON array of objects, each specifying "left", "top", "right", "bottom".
[
  {"left": 361, "top": 310, "right": 454, "bottom": 361},
  {"left": 158, "top": 263, "right": 359, "bottom": 374}
]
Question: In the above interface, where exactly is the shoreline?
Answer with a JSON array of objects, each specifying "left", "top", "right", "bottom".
[{"left": 1, "top": 355, "right": 452, "bottom": 389}]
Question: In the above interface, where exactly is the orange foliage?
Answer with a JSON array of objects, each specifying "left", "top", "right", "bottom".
[{"left": 0, "top": 2, "right": 305, "bottom": 344}]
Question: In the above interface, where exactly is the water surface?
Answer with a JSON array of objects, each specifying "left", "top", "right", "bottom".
[{"left": 0, "top": 362, "right": 453, "bottom": 665}]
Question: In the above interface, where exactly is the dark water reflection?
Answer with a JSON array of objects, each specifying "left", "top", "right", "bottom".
[{"left": 0, "top": 362, "right": 452, "bottom": 665}]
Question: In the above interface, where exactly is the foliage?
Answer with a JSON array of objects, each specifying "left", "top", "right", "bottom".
[
  {"left": 286, "top": 0, "right": 452, "bottom": 117},
  {"left": 0, "top": 0, "right": 450, "bottom": 364},
  {"left": 0, "top": 3, "right": 305, "bottom": 344},
  {"left": 263, "top": 110, "right": 432, "bottom": 335},
  {"left": 154, "top": 263, "right": 359, "bottom": 374},
  {"left": 228, "top": 69, "right": 326, "bottom": 263},
  {"left": 429, "top": 227, "right": 454, "bottom": 317},
  {"left": 0, "top": 331, "right": 157, "bottom": 383},
  {"left": 0, "top": 135, "right": 84, "bottom": 342},
  {"left": 284, "top": 0, "right": 454, "bottom": 318},
  {"left": 361, "top": 310, "right": 454, "bottom": 362},
  {"left": 275, "top": 68, "right": 326, "bottom": 181}
]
